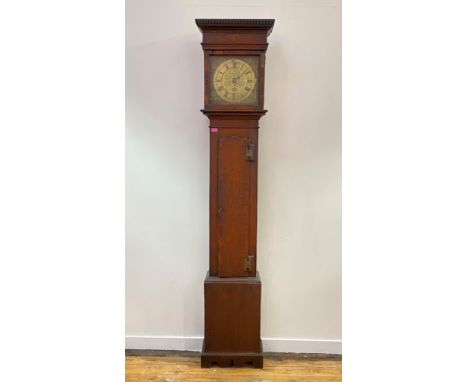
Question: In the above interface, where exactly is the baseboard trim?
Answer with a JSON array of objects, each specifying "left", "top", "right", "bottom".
[{"left": 125, "top": 336, "right": 341, "bottom": 354}]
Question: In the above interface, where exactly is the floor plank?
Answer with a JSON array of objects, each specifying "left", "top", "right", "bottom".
[{"left": 126, "top": 352, "right": 342, "bottom": 382}]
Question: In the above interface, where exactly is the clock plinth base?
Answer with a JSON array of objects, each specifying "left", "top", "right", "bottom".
[
  {"left": 201, "top": 341, "right": 263, "bottom": 368},
  {"left": 202, "top": 271, "right": 263, "bottom": 368}
]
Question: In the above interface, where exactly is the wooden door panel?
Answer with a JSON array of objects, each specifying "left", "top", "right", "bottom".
[{"left": 217, "top": 135, "right": 251, "bottom": 277}]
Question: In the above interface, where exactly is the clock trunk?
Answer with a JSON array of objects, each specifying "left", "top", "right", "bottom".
[{"left": 211, "top": 127, "right": 258, "bottom": 277}]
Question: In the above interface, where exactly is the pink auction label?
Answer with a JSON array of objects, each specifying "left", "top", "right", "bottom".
[{"left": 210, "top": 128, "right": 218, "bottom": 133}]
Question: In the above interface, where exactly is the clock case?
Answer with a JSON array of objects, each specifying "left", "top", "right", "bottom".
[{"left": 196, "top": 19, "right": 274, "bottom": 368}]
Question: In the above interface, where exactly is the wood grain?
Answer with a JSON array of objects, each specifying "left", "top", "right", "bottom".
[
  {"left": 126, "top": 352, "right": 342, "bottom": 382},
  {"left": 209, "top": 127, "right": 259, "bottom": 277},
  {"left": 203, "top": 273, "right": 261, "bottom": 355}
]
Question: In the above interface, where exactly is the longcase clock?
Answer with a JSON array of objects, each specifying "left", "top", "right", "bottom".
[{"left": 195, "top": 18, "right": 274, "bottom": 368}]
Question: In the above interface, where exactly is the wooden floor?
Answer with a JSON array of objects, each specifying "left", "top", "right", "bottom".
[{"left": 126, "top": 351, "right": 342, "bottom": 382}]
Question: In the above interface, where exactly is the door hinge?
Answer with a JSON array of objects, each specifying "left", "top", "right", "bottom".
[
  {"left": 243, "top": 255, "right": 255, "bottom": 272},
  {"left": 245, "top": 143, "right": 256, "bottom": 161}
]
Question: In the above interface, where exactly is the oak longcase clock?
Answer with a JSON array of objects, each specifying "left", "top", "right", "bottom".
[{"left": 196, "top": 18, "right": 274, "bottom": 369}]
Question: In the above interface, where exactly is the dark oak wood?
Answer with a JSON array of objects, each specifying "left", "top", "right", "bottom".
[
  {"left": 197, "top": 18, "right": 274, "bottom": 368},
  {"left": 201, "top": 346, "right": 263, "bottom": 368},
  {"left": 203, "top": 272, "right": 261, "bottom": 352},
  {"left": 210, "top": 127, "right": 258, "bottom": 277},
  {"left": 197, "top": 19, "right": 273, "bottom": 276},
  {"left": 202, "top": 272, "right": 262, "bottom": 368},
  {"left": 197, "top": 18, "right": 273, "bottom": 113}
]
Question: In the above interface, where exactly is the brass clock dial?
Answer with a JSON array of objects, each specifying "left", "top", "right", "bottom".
[
  {"left": 213, "top": 58, "right": 256, "bottom": 102},
  {"left": 209, "top": 56, "right": 259, "bottom": 105}
]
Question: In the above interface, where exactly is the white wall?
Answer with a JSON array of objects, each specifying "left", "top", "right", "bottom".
[{"left": 126, "top": 0, "right": 341, "bottom": 353}]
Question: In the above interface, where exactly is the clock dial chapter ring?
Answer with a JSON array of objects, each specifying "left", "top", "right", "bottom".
[{"left": 213, "top": 58, "right": 256, "bottom": 103}]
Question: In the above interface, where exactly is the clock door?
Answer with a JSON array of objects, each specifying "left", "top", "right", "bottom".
[{"left": 215, "top": 131, "right": 257, "bottom": 277}]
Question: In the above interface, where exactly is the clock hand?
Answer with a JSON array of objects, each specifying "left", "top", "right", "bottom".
[
  {"left": 240, "top": 67, "right": 251, "bottom": 76},
  {"left": 232, "top": 68, "right": 250, "bottom": 81}
]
